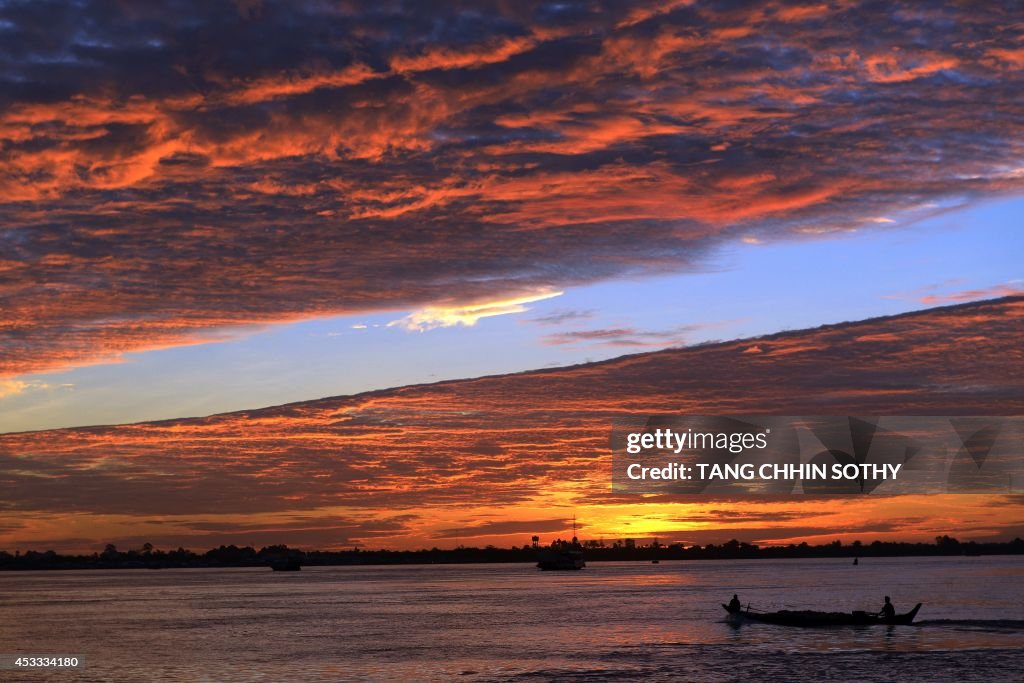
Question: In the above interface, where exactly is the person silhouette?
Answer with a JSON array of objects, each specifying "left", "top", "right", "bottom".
[
  {"left": 878, "top": 595, "right": 895, "bottom": 619},
  {"left": 728, "top": 594, "right": 742, "bottom": 613}
]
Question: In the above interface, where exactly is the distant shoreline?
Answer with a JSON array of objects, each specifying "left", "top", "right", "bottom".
[{"left": 3, "top": 536, "right": 1021, "bottom": 571}]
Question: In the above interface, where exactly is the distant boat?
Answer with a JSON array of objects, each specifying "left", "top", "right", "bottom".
[
  {"left": 536, "top": 515, "right": 586, "bottom": 570},
  {"left": 270, "top": 557, "right": 302, "bottom": 571},
  {"left": 536, "top": 547, "right": 585, "bottom": 570},
  {"left": 723, "top": 603, "right": 921, "bottom": 627},
  {"left": 853, "top": 557, "right": 859, "bottom": 565}
]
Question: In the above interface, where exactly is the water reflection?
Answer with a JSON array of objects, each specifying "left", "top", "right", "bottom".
[{"left": 0, "top": 557, "right": 1022, "bottom": 681}]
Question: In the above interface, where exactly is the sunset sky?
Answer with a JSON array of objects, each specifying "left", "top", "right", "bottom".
[
  {"left": 1, "top": 297, "right": 1023, "bottom": 551},
  {"left": 1, "top": 1, "right": 1022, "bottom": 552}
]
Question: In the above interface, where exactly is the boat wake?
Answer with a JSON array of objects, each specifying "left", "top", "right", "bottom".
[{"left": 915, "top": 619, "right": 1024, "bottom": 631}]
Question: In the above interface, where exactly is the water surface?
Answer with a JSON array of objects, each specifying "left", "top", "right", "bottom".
[{"left": 2, "top": 556, "right": 1022, "bottom": 681}]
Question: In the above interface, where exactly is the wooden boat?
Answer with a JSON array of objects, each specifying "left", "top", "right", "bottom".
[{"left": 723, "top": 602, "right": 921, "bottom": 627}]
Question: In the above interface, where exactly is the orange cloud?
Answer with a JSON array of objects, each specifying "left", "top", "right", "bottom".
[
  {"left": 2, "top": 0, "right": 1023, "bottom": 380},
  {"left": 390, "top": 36, "right": 541, "bottom": 73},
  {"left": 920, "top": 283, "right": 1024, "bottom": 305},
  {"left": 0, "top": 298, "right": 1021, "bottom": 552}
]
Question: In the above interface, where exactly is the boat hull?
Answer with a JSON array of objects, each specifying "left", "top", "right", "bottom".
[
  {"left": 270, "top": 558, "right": 302, "bottom": 571},
  {"left": 536, "top": 549, "right": 585, "bottom": 570},
  {"left": 724, "top": 603, "right": 921, "bottom": 627}
]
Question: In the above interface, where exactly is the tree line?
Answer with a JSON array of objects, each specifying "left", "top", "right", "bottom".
[{"left": 2, "top": 535, "right": 1021, "bottom": 570}]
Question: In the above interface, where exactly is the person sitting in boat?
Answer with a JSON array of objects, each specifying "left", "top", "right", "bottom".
[
  {"left": 877, "top": 596, "right": 895, "bottom": 619},
  {"left": 727, "top": 594, "right": 742, "bottom": 613}
]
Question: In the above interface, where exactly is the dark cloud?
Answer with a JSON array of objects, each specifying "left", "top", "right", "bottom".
[
  {"left": 2, "top": 1, "right": 1023, "bottom": 375},
  {"left": 524, "top": 309, "right": 595, "bottom": 325},
  {"left": 434, "top": 518, "right": 571, "bottom": 539},
  {"left": 541, "top": 325, "right": 696, "bottom": 348},
  {"left": 668, "top": 509, "right": 812, "bottom": 524}
]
